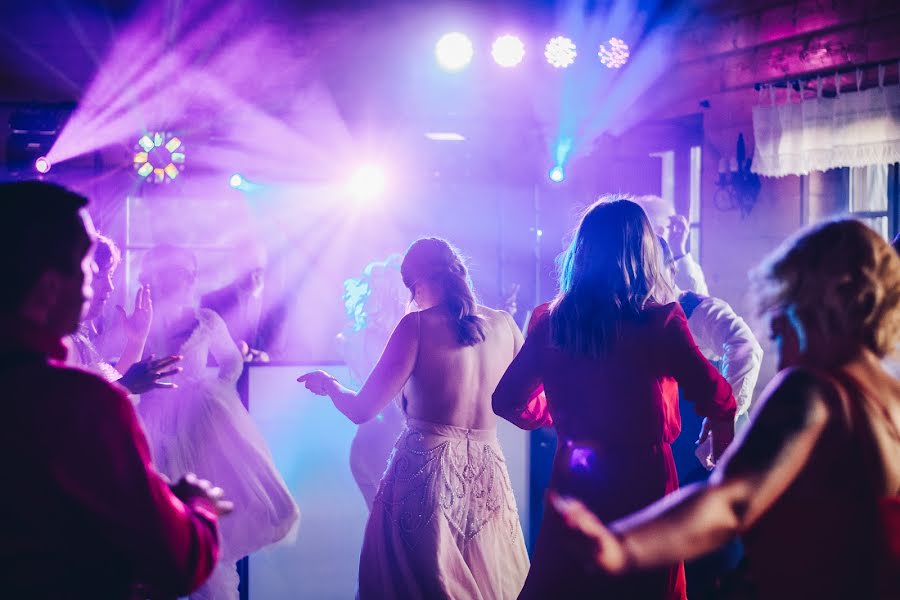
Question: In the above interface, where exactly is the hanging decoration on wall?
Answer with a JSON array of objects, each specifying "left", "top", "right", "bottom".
[
  {"left": 133, "top": 132, "right": 185, "bottom": 183},
  {"left": 714, "top": 133, "right": 761, "bottom": 216}
]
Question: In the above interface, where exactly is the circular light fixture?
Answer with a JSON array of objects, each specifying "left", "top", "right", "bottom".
[
  {"left": 229, "top": 173, "right": 244, "bottom": 189},
  {"left": 348, "top": 165, "right": 386, "bottom": 201},
  {"left": 491, "top": 35, "right": 525, "bottom": 68},
  {"left": 599, "top": 37, "right": 630, "bottom": 68},
  {"left": 435, "top": 32, "right": 474, "bottom": 72},
  {"left": 133, "top": 132, "right": 185, "bottom": 183},
  {"left": 549, "top": 166, "right": 565, "bottom": 183},
  {"left": 545, "top": 36, "right": 577, "bottom": 68},
  {"left": 34, "top": 156, "right": 51, "bottom": 174}
]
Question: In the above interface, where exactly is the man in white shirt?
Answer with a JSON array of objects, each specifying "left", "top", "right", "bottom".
[
  {"left": 659, "top": 236, "right": 763, "bottom": 454},
  {"left": 635, "top": 194, "right": 708, "bottom": 294},
  {"left": 659, "top": 234, "right": 762, "bottom": 598}
]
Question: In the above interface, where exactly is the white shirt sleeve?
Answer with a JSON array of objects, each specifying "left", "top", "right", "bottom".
[
  {"left": 674, "top": 254, "right": 709, "bottom": 296},
  {"left": 687, "top": 296, "right": 763, "bottom": 417}
]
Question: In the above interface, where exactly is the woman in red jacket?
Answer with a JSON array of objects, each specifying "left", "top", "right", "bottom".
[{"left": 493, "top": 197, "right": 736, "bottom": 599}]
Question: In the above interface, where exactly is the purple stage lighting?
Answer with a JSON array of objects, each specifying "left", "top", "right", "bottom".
[
  {"left": 544, "top": 36, "right": 576, "bottom": 68},
  {"left": 34, "top": 156, "right": 51, "bottom": 174},
  {"left": 549, "top": 165, "right": 565, "bottom": 183},
  {"left": 133, "top": 132, "right": 185, "bottom": 184},
  {"left": 348, "top": 165, "right": 386, "bottom": 200},
  {"left": 491, "top": 35, "right": 525, "bottom": 68},
  {"left": 229, "top": 173, "right": 244, "bottom": 189},
  {"left": 435, "top": 32, "right": 474, "bottom": 72},
  {"left": 599, "top": 38, "right": 630, "bottom": 68}
]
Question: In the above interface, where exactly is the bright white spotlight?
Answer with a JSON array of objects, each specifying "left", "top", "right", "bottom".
[
  {"left": 492, "top": 35, "right": 525, "bottom": 67},
  {"left": 549, "top": 166, "right": 565, "bottom": 183},
  {"left": 229, "top": 173, "right": 244, "bottom": 189},
  {"left": 34, "top": 156, "right": 51, "bottom": 174},
  {"left": 435, "top": 32, "right": 474, "bottom": 72},
  {"left": 349, "top": 165, "right": 386, "bottom": 200},
  {"left": 545, "top": 36, "right": 577, "bottom": 68},
  {"left": 599, "top": 37, "right": 630, "bottom": 68}
]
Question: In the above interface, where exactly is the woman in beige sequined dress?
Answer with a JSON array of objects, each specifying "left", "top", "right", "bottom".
[{"left": 299, "top": 237, "right": 529, "bottom": 600}]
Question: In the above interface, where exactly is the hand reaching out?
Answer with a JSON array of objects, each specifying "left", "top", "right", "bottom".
[
  {"left": 549, "top": 491, "right": 630, "bottom": 575},
  {"left": 297, "top": 370, "right": 338, "bottom": 396},
  {"left": 118, "top": 355, "right": 182, "bottom": 395},
  {"left": 170, "top": 473, "right": 233, "bottom": 517},
  {"left": 116, "top": 285, "right": 153, "bottom": 343}
]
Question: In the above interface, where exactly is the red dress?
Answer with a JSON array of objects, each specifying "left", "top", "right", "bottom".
[{"left": 494, "top": 302, "right": 735, "bottom": 599}]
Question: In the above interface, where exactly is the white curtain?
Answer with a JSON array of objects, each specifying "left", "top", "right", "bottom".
[{"left": 752, "top": 68, "right": 900, "bottom": 177}]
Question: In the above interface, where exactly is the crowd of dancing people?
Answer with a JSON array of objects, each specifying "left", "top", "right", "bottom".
[{"left": 2, "top": 179, "right": 898, "bottom": 599}]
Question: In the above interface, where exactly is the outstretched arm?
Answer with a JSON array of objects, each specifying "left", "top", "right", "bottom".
[
  {"left": 300, "top": 312, "right": 419, "bottom": 424},
  {"left": 552, "top": 368, "right": 833, "bottom": 572}
]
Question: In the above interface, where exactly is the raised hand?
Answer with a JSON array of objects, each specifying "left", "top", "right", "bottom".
[
  {"left": 667, "top": 215, "right": 691, "bottom": 259},
  {"left": 549, "top": 491, "right": 630, "bottom": 575},
  {"left": 170, "top": 473, "right": 233, "bottom": 517},
  {"left": 118, "top": 354, "right": 183, "bottom": 395},
  {"left": 116, "top": 285, "right": 153, "bottom": 343},
  {"left": 297, "top": 370, "right": 338, "bottom": 396}
]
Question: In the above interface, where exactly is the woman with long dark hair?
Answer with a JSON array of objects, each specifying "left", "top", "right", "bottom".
[
  {"left": 553, "top": 218, "right": 900, "bottom": 599},
  {"left": 493, "top": 198, "right": 736, "bottom": 599},
  {"left": 299, "top": 237, "right": 529, "bottom": 599}
]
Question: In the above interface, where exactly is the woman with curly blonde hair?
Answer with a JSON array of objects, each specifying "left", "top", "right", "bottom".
[{"left": 552, "top": 218, "right": 900, "bottom": 599}]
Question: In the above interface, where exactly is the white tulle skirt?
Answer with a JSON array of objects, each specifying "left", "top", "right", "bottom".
[{"left": 138, "top": 377, "right": 299, "bottom": 598}]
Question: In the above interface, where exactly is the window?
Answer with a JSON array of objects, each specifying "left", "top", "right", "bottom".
[{"left": 802, "top": 163, "right": 900, "bottom": 240}]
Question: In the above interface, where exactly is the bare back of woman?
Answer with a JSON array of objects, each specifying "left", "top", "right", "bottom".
[
  {"left": 298, "top": 238, "right": 529, "bottom": 599},
  {"left": 404, "top": 305, "right": 520, "bottom": 430}
]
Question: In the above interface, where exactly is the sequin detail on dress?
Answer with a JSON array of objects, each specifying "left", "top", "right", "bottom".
[{"left": 375, "top": 420, "right": 520, "bottom": 547}]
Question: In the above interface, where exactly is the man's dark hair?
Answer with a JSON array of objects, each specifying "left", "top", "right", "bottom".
[{"left": 0, "top": 181, "right": 90, "bottom": 312}]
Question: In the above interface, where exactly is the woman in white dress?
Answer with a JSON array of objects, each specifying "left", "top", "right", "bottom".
[
  {"left": 68, "top": 234, "right": 181, "bottom": 393},
  {"left": 299, "top": 237, "right": 529, "bottom": 600},
  {"left": 138, "top": 244, "right": 299, "bottom": 600}
]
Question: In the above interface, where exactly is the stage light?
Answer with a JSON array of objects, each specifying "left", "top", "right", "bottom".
[
  {"left": 435, "top": 32, "right": 473, "bottom": 72},
  {"left": 545, "top": 36, "right": 576, "bottom": 68},
  {"left": 549, "top": 166, "right": 565, "bottom": 183},
  {"left": 599, "top": 37, "right": 630, "bottom": 68},
  {"left": 425, "top": 132, "right": 465, "bottom": 142},
  {"left": 34, "top": 156, "right": 51, "bottom": 174},
  {"left": 492, "top": 35, "right": 525, "bottom": 67},
  {"left": 133, "top": 131, "right": 185, "bottom": 183},
  {"left": 349, "top": 165, "right": 386, "bottom": 200},
  {"left": 229, "top": 173, "right": 244, "bottom": 189}
]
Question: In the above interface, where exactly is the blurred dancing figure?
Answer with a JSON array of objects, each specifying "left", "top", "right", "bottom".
[
  {"left": 299, "top": 238, "right": 529, "bottom": 600},
  {"left": 201, "top": 241, "right": 281, "bottom": 362},
  {"left": 494, "top": 198, "right": 735, "bottom": 600},
  {"left": 554, "top": 218, "right": 900, "bottom": 600},
  {"left": 635, "top": 194, "right": 708, "bottom": 294},
  {"left": 139, "top": 244, "right": 299, "bottom": 600},
  {"left": 0, "top": 182, "right": 226, "bottom": 599},
  {"left": 68, "top": 233, "right": 181, "bottom": 395},
  {"left": 338, "top": 255, "right": 408, "bottom": 509}
]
